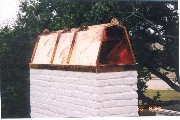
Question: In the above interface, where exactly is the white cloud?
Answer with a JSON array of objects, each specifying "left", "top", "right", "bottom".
[{"left": 0, "top": 0, "right": 20, "bottom": 27}]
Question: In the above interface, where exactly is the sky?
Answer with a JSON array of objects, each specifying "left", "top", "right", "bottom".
[{"left": 0, "top": 0, "right": 20, "bottom": 28}]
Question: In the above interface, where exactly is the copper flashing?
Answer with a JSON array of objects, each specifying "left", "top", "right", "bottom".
[
  {"left": 66, "top": 30, "right": 79, "bottom": 64},
  {"left": 50, "top": 33, "right": 61, "bottom": 64},
  {"left": 29, "top": 63, "right": 137, "bottom": 73}
]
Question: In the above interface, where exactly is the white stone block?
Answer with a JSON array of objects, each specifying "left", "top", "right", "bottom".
[
  {"left": 49, "top": 76, "right": 62, "bottom": 82},
  {"left": 49, "top": 106, "right": 59, "bottom": 113},
  {"left": 97, "top": 71, "right": 136, "bottom": 80},
  {"left": 31, "top": 91, "right": 42, "bottom": 97},
  {"left": 36, "top": 80, "right": 51, "bottom": 87},
  {"left": 33, "top": 96, "right": 49, "bottom": 104},
  {"left": 56, "top": 101, "right": 98, "bottom": 116},
  {"left": 30, "top": 85, "right": 47, "bottom": 94},
  {"left": 30, "top": 69, "right": 40, "bottom": 74},
  {"left": 94, "top": 79, "right": 122, "bottom": 87},
  {"left": 131, "top": 84, "right": 138, "bottom": 91},
  {"left": 121, "top": 77, "right": 137, "bottom": 85},
  {"left": 56, "top": 95, "right": 99, "bottom": 109},
  {"left": 81, "top": 72, "right": 98, "bottom": 80},
  {"left": 46, "top": 110, "right": 59, "bottom": 117},
  {"left": 68, "top": 71, "right": 84, "bottom": 78},
  {"left": 31, "top": 74, "right": 51, "bottom": 81},
  {"left": 100, "top": 99, "right": 138, "bottom": 108},
  {"left": 57, "top": 114, "right": 68, "bottom": 117},
  {"left": 31, "top": 112, "right": 48, "bottom": 118},
  {"left": 128, "top": 71, "right": 138, "bottom": 77},
  {"left": 30, "top": 79, "right": 37, "bottom": 85},
  {"left": 43, "top": 87, "right": 57, "bottom": 95},
  {"left": 31, "top": 107, "right": 48, "bottom": 115},
  {"left": 48, "top": 70, "right": 67, "bottom": 77},
  {"left": 59, "top": 77, "right": 98, "bottom": 87},
  {"left": 30, "top": 69, "right": 138, "bottom": 117},
  {"left": 39, "top": 69, "right": 54, "bottom": 76},
  {"left": 51, "top": 82, "right": 60, "bottom": 89},
  {"left": 98, "top": 106, "right": 138, "bottom": 116},
  {"left": 33, "top": 102, "right": 50, "bottom": 110},
  {"left": 99, "top": 85, "right": 131, "bottom": 94},
  {"left": 48, "top": 94, "right": 56, "bottom": 100},
  {"left": 124, "top": 112, "right": 139, "bottom": 116},
  {"left": 119, "top": 91, "right": 138, "bottom": 100},
  {"left": 98, "top": 92, "right": 119, "bottom": 101}
]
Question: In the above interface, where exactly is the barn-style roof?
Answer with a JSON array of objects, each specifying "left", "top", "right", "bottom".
[{"left": 31, "top": 22, "right": 136, "bottom": 67}]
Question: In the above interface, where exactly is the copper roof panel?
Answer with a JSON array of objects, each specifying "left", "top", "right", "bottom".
[
  {"left": 32, "top": 33, "right": 58, "bottom": 64},
  {"left": 69, "top": 26, "right": 104, "bottom": 66},
  {"left": 52, "top": 32, "right": 75, "bottom": 65}
]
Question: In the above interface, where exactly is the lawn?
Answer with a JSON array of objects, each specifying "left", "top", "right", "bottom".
[
  {"left": 144, "top": 90, "right": 180, "bottom": 101},
  {"left": 139, "top": 90, "right": 180, "bottom": 116}
]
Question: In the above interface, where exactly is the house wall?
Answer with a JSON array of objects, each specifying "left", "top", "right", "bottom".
[{"left": 30, "top": 69, "right": 138, "bottom": 117}]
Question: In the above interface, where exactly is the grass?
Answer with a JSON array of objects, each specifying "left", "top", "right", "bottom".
[
  {"left": 144, "top": 90, "right": 180, "bottom": 101},
  {"left": 139, "top": 90, "right": 180, "bottom": 116}
]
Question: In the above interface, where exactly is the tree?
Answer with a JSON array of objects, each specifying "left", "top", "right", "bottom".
[{"left": 1, "top": 0, "right": 179, "bottom": 118}]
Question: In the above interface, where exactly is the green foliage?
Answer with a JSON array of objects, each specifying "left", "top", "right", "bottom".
[
  {"left": 1, "top": 67, "right": 30, "bottom": 118},
  {"left": 153, "top": 91, "right": 161, "bottom": 101},
  {"left": 137, "top": 67, "right": 151, "bottom": 94},
  {"left": 0, "top": 0, "right": 178, "bottom": 118}
]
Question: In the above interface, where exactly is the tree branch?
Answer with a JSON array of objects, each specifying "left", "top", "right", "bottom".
[
  {"left": 132, "top": 12, "right": 161, "bottom": 34},
  {"left": 125, "top": 3, "right": 179, "bottom": 40},
  {"left": 146, "top": 64, "right": 180, "bottom": 93},
  {"left": 160, "top": 35, "right": 179, "bottom": 39},
  {"left": 122, "top": 13, "right": 134, "bottom": 22}
]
